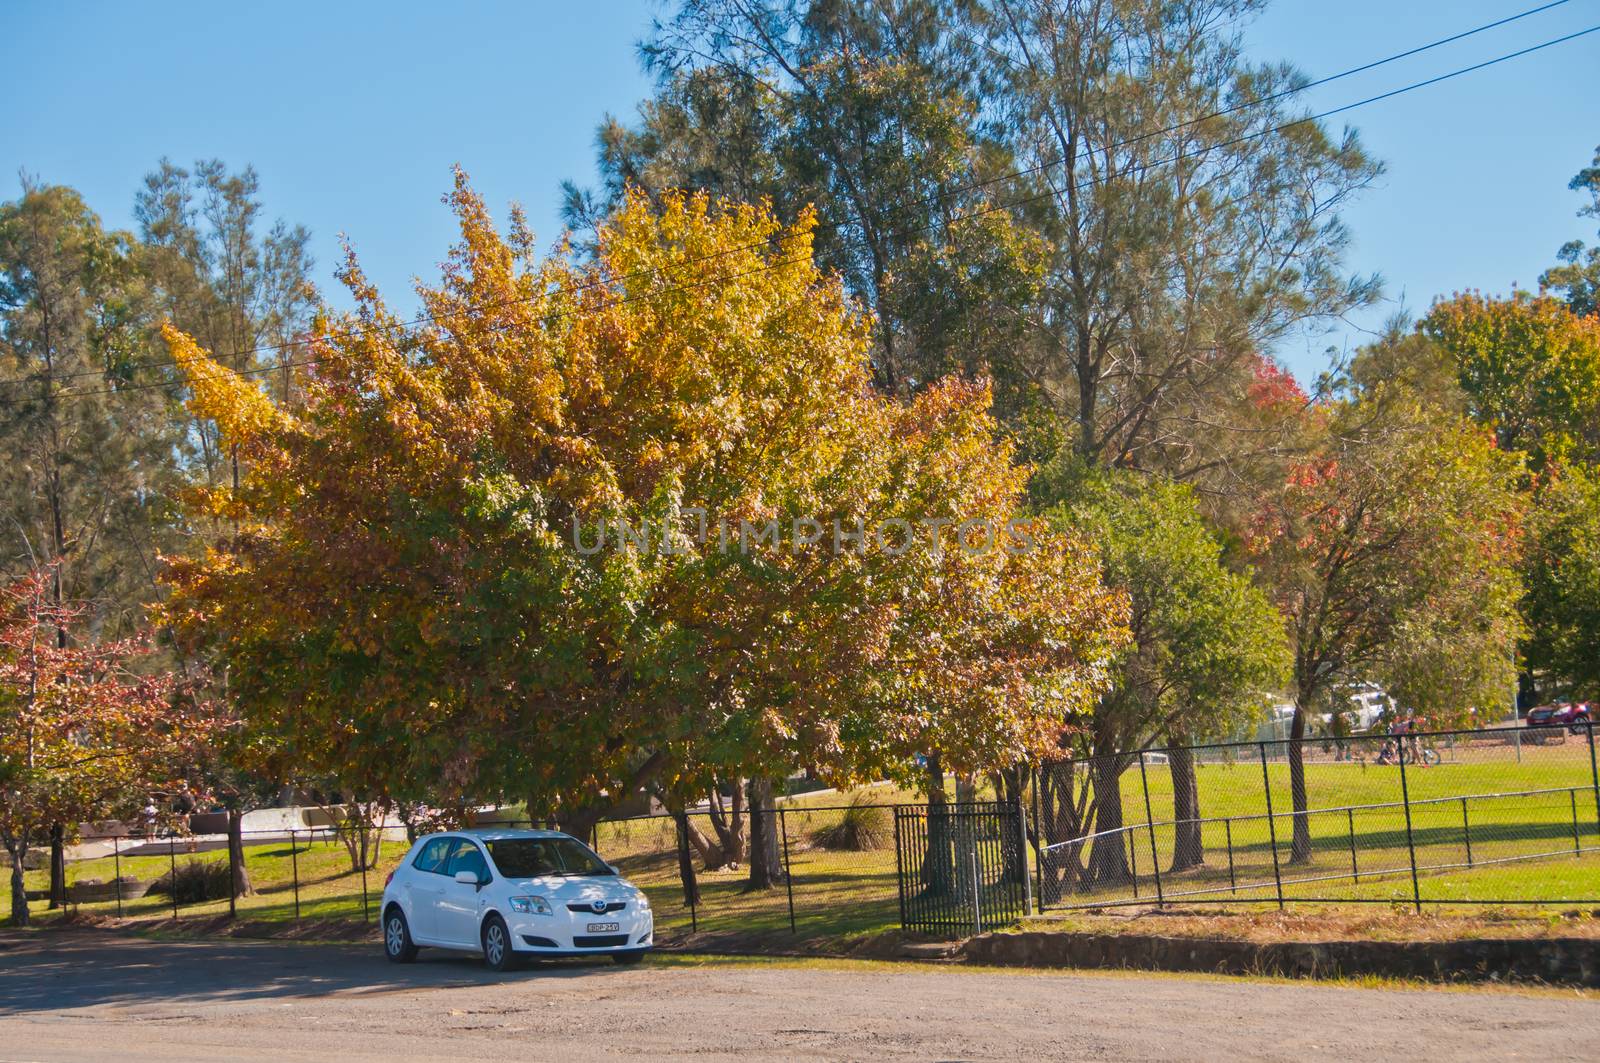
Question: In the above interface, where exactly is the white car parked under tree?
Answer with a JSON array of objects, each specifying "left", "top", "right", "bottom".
[{"left": 380, "top": 828, "right": 653, "bottom": 970}]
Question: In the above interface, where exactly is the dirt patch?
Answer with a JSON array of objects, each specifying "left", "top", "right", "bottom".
[
  {"left": 51, "top": 909, "right": 378, "bottom": 943},
  {"left": 1023, "top": 905, "right": 1600, "bottom": 943}
]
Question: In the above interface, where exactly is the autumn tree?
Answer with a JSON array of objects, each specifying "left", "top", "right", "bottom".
[
  {"left": 1246, "top": 385, "right": 1524, "bottom": 862},
  {"left": 1, "top": 570, "right": 193, "bottom": 926},
  {"left": 158, "top": 175, "right": 1127, "bottom": 859}
]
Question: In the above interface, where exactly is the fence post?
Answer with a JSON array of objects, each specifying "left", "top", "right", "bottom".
[
  {"left": 290, "top": 828, "right": 301, "bottom": 921},
  {"left": 779, "top": 807, "right": 796, "bottom": 934},
  {"left": 1030, "top": 769, "right": 1045, "bottom": 911},
  {"left": 1347, "top": 806, "right": 1359, "bottom": 882},
  {"left": 893, "top": 808, "right": 906, "bottom": 933},
  {"left": 969, "top": 848, "right": 982, "bottom": 936},
  {"left": 1461, "top": 798, "right": 1473, "bottom": 868},
  {"left": 168, "top": 837, "right": 178, "bottom": 921},
  {"left": 1571, "top": 790, "right": 1582, "bottom": 855},
  {"left": 1015, "top": 794, "right": 1034, "bottom": 916},
  {"left": 1224, "top": 818, "right": 1236, "bottom": 894},
  {"left": 674, "top": 814, "right": 698, "bottom": 933},
  {"left": 113, "top": 834, "right": 123, "bottom": 917},
  {"left": 1587, "top": 720, "right": 1599, "bottom": 845},
  {"left": 1138, "top": 751, "right": 1163, "bottom": 909},
  {"left": 1127, "top": 820, "right": 1139, "bottom": 899},
  {"left": 1257, "top": 742, "right": 1285, "bottom": 911},
  {"left": 1397, "top": 742, "right": 1422, "bottom": 915}
]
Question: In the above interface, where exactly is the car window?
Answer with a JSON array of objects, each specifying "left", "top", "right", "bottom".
[
  {"left": 412, "top": 837, "right": 452, "bottom": 874},
  {"left": 444, "top": 839, "right": 490, "bottom": 882},
  {"left": 485, "top": 837, "right": 613, "bottom": 878}
]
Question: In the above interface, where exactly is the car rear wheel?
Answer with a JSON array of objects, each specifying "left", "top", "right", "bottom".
[
  {"left": 481, "top": 914, "right": 520, "bottom": 972},
  {"left": 383, "top": 908, "right": 418, "bottom": 964}
]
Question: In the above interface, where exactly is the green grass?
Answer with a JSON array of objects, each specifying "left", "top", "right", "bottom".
[{"left": 1041, "top": 734, "right": 1600, "bottom": 910}]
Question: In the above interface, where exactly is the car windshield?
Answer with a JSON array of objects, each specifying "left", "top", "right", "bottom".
[{"left": 485, "top": 837, "right": 613, "bottom": 878}]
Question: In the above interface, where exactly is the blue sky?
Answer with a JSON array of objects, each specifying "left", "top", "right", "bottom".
[{"left": 4, "top": 1, "right": 1597, "bottom": 381}]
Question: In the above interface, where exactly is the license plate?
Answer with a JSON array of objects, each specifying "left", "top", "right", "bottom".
[{"left": 586, "top": 921, "right": 619, "bottom": 933}]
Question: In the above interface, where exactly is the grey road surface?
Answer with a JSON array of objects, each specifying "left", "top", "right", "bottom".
[{"left": 1, "top": 929, "right": 1595, "bottom": 1061}]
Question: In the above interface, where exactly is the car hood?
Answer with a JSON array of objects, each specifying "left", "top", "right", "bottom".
[{"left": 504, "top": 875, "right": 639, "bottom": 904}]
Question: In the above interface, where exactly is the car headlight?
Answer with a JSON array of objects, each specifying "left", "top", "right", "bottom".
[
  {"left": 508, "top": 895, "right": 552, "bottom": 915},
  {"left": 635, "top": 892, "right": 651, "bottom": 911}
]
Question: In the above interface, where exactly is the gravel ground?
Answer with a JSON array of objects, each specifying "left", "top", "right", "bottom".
[{"left": 1, "top": 929, "right": 1596, "bottom": 1061}]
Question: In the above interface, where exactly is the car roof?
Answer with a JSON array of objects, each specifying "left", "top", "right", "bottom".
[{"left": 426, "top": 827, "right": 575, "bottom": 843}]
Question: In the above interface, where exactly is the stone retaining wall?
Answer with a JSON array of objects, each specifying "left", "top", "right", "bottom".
[{"left": 961, "top": 930, "right": 1600, "bottom": 986}]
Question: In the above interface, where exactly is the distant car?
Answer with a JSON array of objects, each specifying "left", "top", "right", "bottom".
[
  {"left": 1525, "top": 703, "right": 1593, "bottom": 734},
  {"left": 380, "top": 828, "right": 653, "bottom": 970}
]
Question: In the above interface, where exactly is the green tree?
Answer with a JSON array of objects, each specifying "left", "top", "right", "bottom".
[
  {"left": 1037, "top": 459, "right": 1287, "bottom": 884},
  {"left": 0, "top": 181, "right": 179, "bottom": 630},
  {"left": 1421, "top": 292, "right": 1600, "bottom": 473},
  {"left": 134, "top": 158, "right": 316, "bottom": 487},
  {"left": 1541, "top": 144, "right": 1600, "bottom": 319},
  {"left": 1525, "top": 465, "right": 1600, "bottom": 699},
  {"left": 983, "top": 0, "right": 1380, "bottom": 473}
]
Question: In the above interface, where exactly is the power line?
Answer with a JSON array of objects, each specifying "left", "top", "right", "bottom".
[{"left": 7, "top": 13, "right": 1598, "bottom": 405}]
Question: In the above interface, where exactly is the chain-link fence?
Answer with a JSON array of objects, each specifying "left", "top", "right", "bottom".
[{"left": 1034, "top": 723, "right": 1600, "bottom": 911}]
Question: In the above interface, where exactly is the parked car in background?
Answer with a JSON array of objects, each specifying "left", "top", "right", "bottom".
[
  {"left": 1525, "top": 703, "right": 1593, "bottom": 734},
  {"left": 381, "top": 828, "right": 653, "bottom": 970}
]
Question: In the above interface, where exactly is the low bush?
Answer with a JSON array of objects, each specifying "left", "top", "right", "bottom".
[
  {"left": 812, "top": 793, "right": 891, "bottom": 851},
  {"left": 147, "top": 858, "right": 232, "bottom": 905}
]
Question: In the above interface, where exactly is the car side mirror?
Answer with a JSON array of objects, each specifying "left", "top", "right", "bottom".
[{"left": 454, "top": 870, "right": 483, "bottom": 887}]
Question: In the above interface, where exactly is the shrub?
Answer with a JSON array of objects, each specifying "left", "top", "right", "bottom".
[
  {"left": 812, "top": 792, "right": 891, "bottom": 851},
  {"left": 148, "top": 858, "right": 232, "bottom": 905}
]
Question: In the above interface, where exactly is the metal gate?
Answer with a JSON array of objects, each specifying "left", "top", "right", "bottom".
[{"left": 893, "top": 800, "right": 1029, "bottom": 936}]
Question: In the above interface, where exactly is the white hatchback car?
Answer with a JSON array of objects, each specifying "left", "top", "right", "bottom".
[{"left": 380, "top": 828, "right": 653, "bottom": 970}]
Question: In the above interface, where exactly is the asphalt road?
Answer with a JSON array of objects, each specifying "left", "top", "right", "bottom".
[{"left": 1, "top": 929, "right": 1596, "bottom": 1061}]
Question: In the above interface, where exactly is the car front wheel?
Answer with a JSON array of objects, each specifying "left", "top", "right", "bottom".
[
  {"left": 481, "top": 914, "right": 520, "bottom": 972},
  {"left": 384, "top": 908, "right": 418, "bottom": 964},
  {"left": 611, "top": 949, "right": 648, "bottom": 966}
]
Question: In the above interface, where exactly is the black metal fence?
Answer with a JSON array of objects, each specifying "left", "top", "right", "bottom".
[
  {"left": 1033, "top": 723, "right": 1600, "bottom": 912},
  {"left": 13, "top": 723, "right": 1597, "bottom": 936},
  {"left": 892, "top": 801, "right": 1029, "bottom": 935}
]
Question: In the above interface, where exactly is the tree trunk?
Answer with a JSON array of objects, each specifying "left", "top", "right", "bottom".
[
  {"left": 705, "top": 783, "right": 746, "bottom": 867},
  {"left": 999, "top": 765, "right": 1026, "bottom": 885},
  {"left": 745, "top": 777, "right": 784, "bottom": 890},
  {"left": 1085, "top": 754, "right": 1130, "bottom": 888},
  {"left": 1168, "top": 743, "right": 1204, "bottom": 873},
  {"left": 6, "top": 842, "right": 28, "bottom": 927},
  {"left": 920, "top": 754, "right": 954, "bottom": 896},
  {"left": 227, "top": 809, "right": 254, "bottom": 901},
  {"left": 682, "top": 815, "right": 728, "bottom": 870},
  {"left": 671, "top": 810, "right": 700, "bottom": 907},
  {"left": 1288, "top": 704, "right": 1312, "bottom": 863},
  {"left": 47, "top": 822, "right": 65, "bottom": 910}
]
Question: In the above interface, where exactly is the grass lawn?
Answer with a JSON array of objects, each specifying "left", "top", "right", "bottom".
[{"left": 1041, "top": 735, "right": 1599, "bottom": 910}]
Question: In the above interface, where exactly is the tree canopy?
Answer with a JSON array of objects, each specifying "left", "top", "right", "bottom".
[{"left": 157, "top": 174, "right": 1128, "bottom": 831}]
